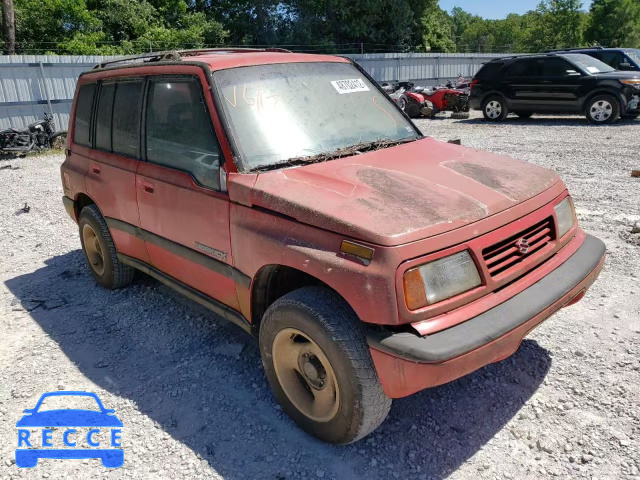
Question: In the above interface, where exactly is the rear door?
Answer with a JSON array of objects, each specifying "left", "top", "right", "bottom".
[
  {"left": 82, "top": 78, "right": 150, "bottom": 263},
  {"left": 135, "top": 73, "right": 239, "bottom": 309},
  {"left": 503, "top": 58, "right": 543, "bottom": 109},
  {"left": 537, "top": 57, "right": 583, "bottom": 111}
]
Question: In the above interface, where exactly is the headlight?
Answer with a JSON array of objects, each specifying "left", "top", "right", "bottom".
[
  {"left": 403, "top": 250, "right": 482, "bottom": 310},
  {"left": 554, "top": 197, "right": 577, "bottom": 238}
]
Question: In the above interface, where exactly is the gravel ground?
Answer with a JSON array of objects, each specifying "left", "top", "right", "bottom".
[{"left": 1, "top": 111, "right": 639, "bottom": 480}]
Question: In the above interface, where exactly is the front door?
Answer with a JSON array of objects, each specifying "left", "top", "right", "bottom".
[
  {"left": 136, "top": 74, "right": 239, "bottom": 309},
  {"left": 537, "top": 57, "right": 583, "bottom": 111}
]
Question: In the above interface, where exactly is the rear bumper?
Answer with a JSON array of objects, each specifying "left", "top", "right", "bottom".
[
  {"left": 62, "top": 195, "right": 76, "bottom": 222},
  {"left": 368, "top": 234, "right": 606, "bottom": 398}
]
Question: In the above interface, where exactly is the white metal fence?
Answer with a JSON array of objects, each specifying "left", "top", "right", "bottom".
[{"left": 0, "top": 52, "right": 507, "bottom": 130}]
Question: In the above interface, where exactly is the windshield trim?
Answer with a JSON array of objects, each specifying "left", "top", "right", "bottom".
[{"left": 210, "top": 59, "right": 424, "bottom": 173}]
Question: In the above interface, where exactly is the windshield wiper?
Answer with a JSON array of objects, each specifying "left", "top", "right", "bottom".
[{"left": 251, "top": 137, "right": 418, "bottom": 173}]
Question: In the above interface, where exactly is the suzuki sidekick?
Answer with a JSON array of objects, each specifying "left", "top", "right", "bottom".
[{"left": 61, "top": 48, "right": 606, "bottom": 444}]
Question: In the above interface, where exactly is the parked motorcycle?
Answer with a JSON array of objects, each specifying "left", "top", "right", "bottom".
[{"left": 0, "top": 111, "right": 67, "bottom": 156}]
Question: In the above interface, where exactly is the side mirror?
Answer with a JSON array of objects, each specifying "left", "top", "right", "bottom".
[{"left": 619, "top": 62, "right": 634, "bottom": 71}]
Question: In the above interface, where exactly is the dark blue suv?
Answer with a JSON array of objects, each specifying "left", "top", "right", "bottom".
[{"left": 552, "top": 47, "right": 640, "bottom": 72}]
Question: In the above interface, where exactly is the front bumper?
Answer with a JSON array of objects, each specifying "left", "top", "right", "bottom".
[{"left": 367, "top": 234, "right": 606, "bottom": 398}]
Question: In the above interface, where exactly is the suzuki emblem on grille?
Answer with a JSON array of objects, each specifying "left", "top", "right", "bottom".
[{"left": 516, "top": 238, "right": 530, "bottom": 254}]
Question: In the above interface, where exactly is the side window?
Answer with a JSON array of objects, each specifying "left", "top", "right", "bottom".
[
  {"left": 599, "top": 51, "right": 627, "bottom": 69},
  {"left": 508, "top": 59, "right": 540, "bottom": 77},
  {"left": 95, "top": 83, "right": 115, "bottom": 151},
  {"left": 543, "top": 58, "right": 576, "bottom": 76},
  {"left": 113, "top": 81, "right": 143, "bottom": 158},
  {"left": 73, "top": 83, "right": 96, "bottom": 147},
  {"left": 145, "top": 77, "right": 221, "bottom": 190}
]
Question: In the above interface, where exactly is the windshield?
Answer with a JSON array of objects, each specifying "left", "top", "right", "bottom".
[
  {"left": 564, "top": 54, "right": 615, "bottom": 74},
  {"left": 626, "top": 49, "right": 640, "bottom": 66},
  {"left": 213, "top": 62, "right": 420, "bottom": 172}
]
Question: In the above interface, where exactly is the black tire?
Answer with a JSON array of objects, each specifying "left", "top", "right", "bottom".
[
  {"left": 405, "top": 98, "right": 421, "bottom": 118},
  {"left": 516, "top": 112, "right": 533, "bottom": 119},
  {"left": 397, "top": 94, "right": 408, "bottom": 112},
  {"left": 482, "top": 95, "right": 508, "bottom": 121},
  {"left": 585, "top": 94, "right": 620, "bottom": 124},
  {"left": 259, "top": 287, "right": 391, "bottom": 444},
  {"left": 49, "top": 131, "right": 67, "bottom": 149},
  {"left": 78, "top": 205, "right": 134, "bottom": 289}
]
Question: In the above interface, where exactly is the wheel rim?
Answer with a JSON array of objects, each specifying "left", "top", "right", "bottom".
[
  {"left": 272, "top": 328, "right": 340, "bottom": 422},
  {"left": 398, "top": 97, "right": 407, "bottom": 111},
  {"left": 486, "top": 100, "right": 502, "bottom": 119},
  {"left": 590, "top": 100, "right": 613, "bottom": 122},
  {"left": 82, "top": 224, "right": 105, "bottom": 276}
]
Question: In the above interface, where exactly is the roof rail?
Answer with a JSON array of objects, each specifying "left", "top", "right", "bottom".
[
  {"left": 544, "top": 46, "right": 605, "bottom": 53},
  {"left": 93, "top": 47, "right": 292, "bottom": 70}
]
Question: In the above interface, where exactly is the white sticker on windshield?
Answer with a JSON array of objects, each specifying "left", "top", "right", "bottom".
[
  {"left": 587, "top": 66, "right": 600, "bottom": 73},
  {"left": 331, "top": 79, "right": 370, "bottom": 94}
]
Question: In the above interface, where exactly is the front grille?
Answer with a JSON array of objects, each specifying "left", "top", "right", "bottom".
[{"left": 482, "top": 217, "right": 555, "bottom": 278}]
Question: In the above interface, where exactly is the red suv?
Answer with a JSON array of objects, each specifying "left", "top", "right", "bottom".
[{"left": 61, "top": 49, "right": 606, "bottom": 444}]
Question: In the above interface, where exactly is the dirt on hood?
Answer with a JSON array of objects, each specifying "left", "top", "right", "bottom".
[{"left": 230, "top": 138, "right": 561, "bottom": 246}]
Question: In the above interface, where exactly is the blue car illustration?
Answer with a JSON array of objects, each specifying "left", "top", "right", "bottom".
[{"left": 15, "top": 391, "right": 123, "bottom": 468}]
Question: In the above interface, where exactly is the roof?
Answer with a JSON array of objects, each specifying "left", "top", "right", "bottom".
[{"left": 92, "top": 48, "right": 349, "bottom": 73}]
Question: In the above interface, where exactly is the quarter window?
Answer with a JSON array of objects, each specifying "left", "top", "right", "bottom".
[
  {"left": 145, "top": 78, "right": 221, "bottom": 190},
  {"left": 508, "top": 59, "right": 540, "bottom": 77},
  {"left": 112, "top": 81, "right": 143, "bottom": 158},
  {"left": 73, "top": 83, "right": 96, "bottom": 147}
]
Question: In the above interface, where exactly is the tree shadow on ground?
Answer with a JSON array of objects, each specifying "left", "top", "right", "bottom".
[{"left": 5, "top": 251, "right": 552, "bottom": 479}]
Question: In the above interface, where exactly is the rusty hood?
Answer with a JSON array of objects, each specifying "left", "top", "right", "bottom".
[{"left": 230, "top": 138, "right": 561, "bottom": 246}]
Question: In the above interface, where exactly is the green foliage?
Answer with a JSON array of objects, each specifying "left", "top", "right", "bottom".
[
  {"left": 585, "top": 0, "right": 640, "bottom": 48},
  {"left": 5, "top": 0, "right": 640, "bottom": 55},
  {"left": 420, "top": 0, "right": 455, "bottom": 52}
]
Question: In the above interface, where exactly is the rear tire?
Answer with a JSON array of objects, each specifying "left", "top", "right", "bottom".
[
  {"left": 405, "top": 99, "right": 421, "bottom": 118},
  {"left": 259, "top": 287, "right": 391, "bottom": 444},
  {"left": 586, "top": 94, "right": 620, "bottom": 124},
  {"left": 482, "top": 95, "right": 508, "bottom": 121},
  {"left": 397, "top": 94, "right": 408, "bottom": 112},
  {"left": 79, "top": 205, "right": 134, "bottom": 289}
]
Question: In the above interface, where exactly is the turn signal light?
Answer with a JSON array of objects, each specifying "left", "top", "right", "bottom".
[
  {"left": 403, "top": 268, "right": 428, "bottom": 310},
  {"left": 340, "top": 240, "right": 375, "bottom": 262}
]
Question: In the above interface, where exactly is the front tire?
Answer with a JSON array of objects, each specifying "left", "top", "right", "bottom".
[
  {"left": 586, "top": 95, "right": 620, "bottom": 124},
  {"left": 79, "top": 205, "right": 134, "bottom": 289},
  {"left": 482, "top": 95, "right": 508, "bottom": 121},
  {"left": 405, "top": 98, "right": 421, "bottom": 118},
  {"left": 259, "top": 287, "right": 391, "bottom": 444}
]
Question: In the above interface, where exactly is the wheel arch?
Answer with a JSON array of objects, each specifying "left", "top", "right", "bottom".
[
  {"left": 73, "top": 192, "right": 100, "bottom": 222},
  {"left": 249, "top": 264, "right": 349, "bottom": 335},
  {"left": 581, "top": 89, "right": 625, "bottom": 114}
]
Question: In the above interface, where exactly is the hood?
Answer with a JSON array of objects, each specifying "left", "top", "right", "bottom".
[
  {"left": 592, "top": 71, "right": 640, "bottom": 80},
  {"left": 230, "top": 138, "right": 561, "bottom": 246}
]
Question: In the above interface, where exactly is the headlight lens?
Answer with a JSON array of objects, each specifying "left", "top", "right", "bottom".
[
  {"left": 554, "top": 197, "right": 576, "bottom": 238},
  {"left": 403, "top": 250, "right": 482, "bottom": 310}
]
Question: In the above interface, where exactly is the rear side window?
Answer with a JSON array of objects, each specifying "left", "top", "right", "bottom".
[
  {"left": 95, "top": 83, "right": 115, "bottom": 151},
  {"left": 475, "top": 63, "right": 503, "bottom": 80},
  {"left": 73, "top": 83, "right": 96, "bottom": 147},
  {"left": 113, "top": 81, "right": 143, "bottom": 158},
  {"left": 145, "top": 78, "right": 221, "bottom": 190},
  {"left": 542, "top": 58, "right": 576, "bottom": 76},
  {"left": 507, "top": 59, "right": 540, "bottom": 77}
]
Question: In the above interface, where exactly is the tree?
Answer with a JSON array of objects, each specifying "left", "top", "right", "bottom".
[
  {"left": 420, "top": 0, "right": 455, "bottom": 52},
  {"left": 2, "top": 0, "right": 16, "bottom": 53},
  {"left": 585, "top": 0, "right": 640, "bottom": 48}
]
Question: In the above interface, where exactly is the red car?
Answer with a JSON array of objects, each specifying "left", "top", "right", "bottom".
[{"left": 61, "top": 48, "right": 606, "bottom": 444}]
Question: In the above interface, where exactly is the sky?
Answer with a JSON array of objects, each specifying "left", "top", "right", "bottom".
[{"left": 439, "top": 0, "right": 593, "bottom": 19}]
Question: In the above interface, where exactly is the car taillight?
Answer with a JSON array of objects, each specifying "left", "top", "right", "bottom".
[{"left": 470, "top": 79, "right": 479, "bottom": 91}]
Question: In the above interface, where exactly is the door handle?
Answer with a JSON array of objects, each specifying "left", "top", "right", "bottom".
[
  {"left": 91, "top": 164, "right": 101, "bottom": 174},
  {"left": 141, "top": 182, "right": 154, "bottom": 194}
]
